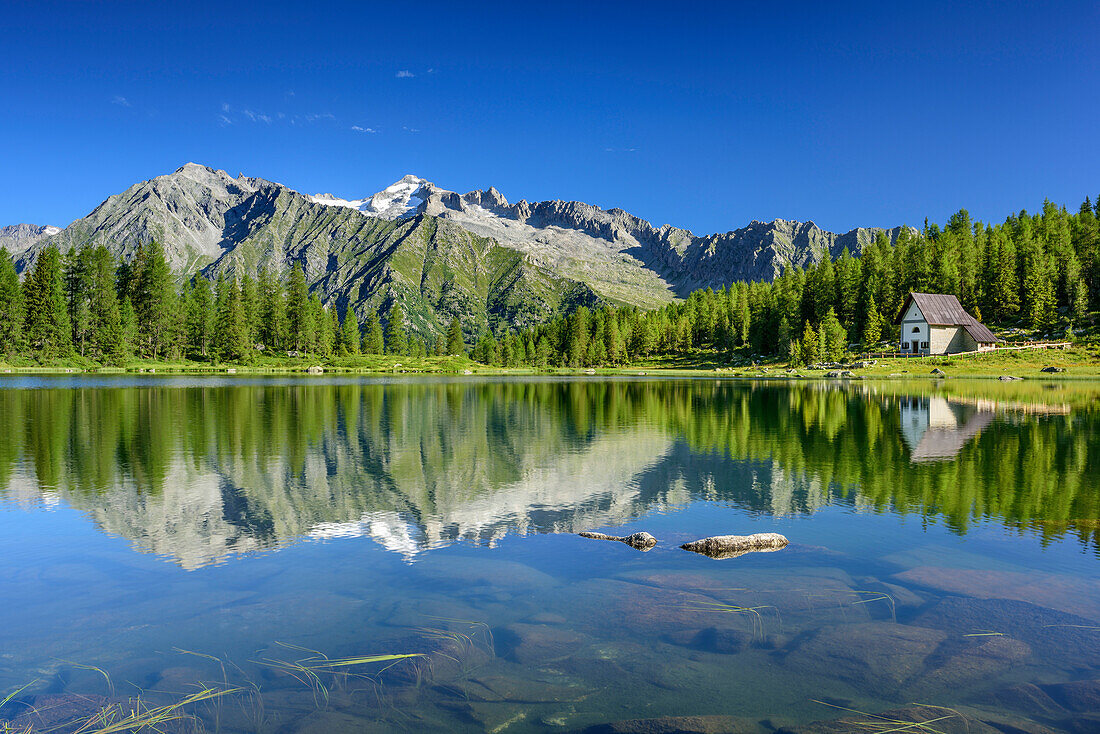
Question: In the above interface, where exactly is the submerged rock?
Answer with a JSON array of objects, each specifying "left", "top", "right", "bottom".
[
  {"left": 496, "top": 623, "right": 589, "bottom": 665},
  {"left": 910, "top": 596, "right": 1100, "bottom": 663},
  {"left": 7, "top": 694, "right": 112, "bottom": 732},
  {"left": 892, "top": 565, "right": 1100, "bottom": 620},
  {"left": 582, "top": 714, "right": 760, "bottom": 733},
  {"left": 578, "top": 531, "right": 658, "bottom": 551},
  {"left": 1042, "top": 678, "right": 1100, "bottom": 713},
  {"left": 783, "top": 622, "right": 947, "bottom": 698},
  {"left": 679, "top": 533, "right": 788, "bottom": 559},
  {"left": 777, "top": 704, "right": 1002, "bottom": 734}
]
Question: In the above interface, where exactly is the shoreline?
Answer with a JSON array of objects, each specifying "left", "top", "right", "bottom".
[
  {"left": 2, "top": 365, "right": 1099, "bottom": 380},
  {"left": 3, "top": 343, "right": 1099, "bottom": 380}
]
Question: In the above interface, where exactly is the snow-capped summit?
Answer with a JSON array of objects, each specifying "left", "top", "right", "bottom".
[{"left": 310, "top": 174, "right": 430, "bottom": 219}]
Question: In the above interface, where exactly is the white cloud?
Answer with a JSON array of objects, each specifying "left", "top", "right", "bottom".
[
  {"left": 395, "top": 70, "right": 415, "bottom": 78},
  {"left": 221, "top": 102, "right": 231, "bottom": 113},
  {"left": 112, "top": 95, "right": 131, "bottom": 107},
  {"left": 351, "top": 125, "right": 378, "bottom": 133},
  {"left": 242, "top": 109, "right": 272, "bottom": 124},
  {"left": 402, "top": 125, "right": 420, "bottom": 133},
  {"left": 218, "top": 114, "right": 233, "bottom": 126}
]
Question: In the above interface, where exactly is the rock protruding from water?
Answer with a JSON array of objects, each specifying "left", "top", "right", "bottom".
[
  {"left": 578, "top": 530, "right": 657, "bottom": 551},
  {"left": 680, "top": 532, "right": 788, "bottom": 559}
]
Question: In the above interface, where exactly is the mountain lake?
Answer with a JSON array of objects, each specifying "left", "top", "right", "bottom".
[{"left": 0, "top": 375, "right": 1098, "bottom": 733}]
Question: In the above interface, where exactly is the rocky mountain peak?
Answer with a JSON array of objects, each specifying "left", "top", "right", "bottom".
[{"left": 3, "top": 163, "right": 913, "bottom": 328}]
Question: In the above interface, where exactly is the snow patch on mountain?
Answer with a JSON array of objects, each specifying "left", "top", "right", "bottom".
[{"left": 310, "top": 174, "right": 429, "bottom": 218}]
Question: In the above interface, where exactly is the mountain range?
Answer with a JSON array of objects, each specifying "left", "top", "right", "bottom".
[{"left": 3, "top": 163, "right": 909, "bottom": 337}]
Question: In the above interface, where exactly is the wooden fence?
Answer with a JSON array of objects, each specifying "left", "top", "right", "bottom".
[{"left": 857, "top": 341, "right": 1071, "bottom": 360}]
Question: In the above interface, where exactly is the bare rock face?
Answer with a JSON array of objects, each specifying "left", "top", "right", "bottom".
[
  {"left": 578, "top": 530, "right": 657, "bottom": 551},
  {"left": 0, "top": 223, "right": 61, "bottom": 261},
  {"left": 679, "top": 533, "right": 788, "bottom": 559}
]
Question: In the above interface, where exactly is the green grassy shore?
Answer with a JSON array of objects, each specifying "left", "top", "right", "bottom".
[{"left": 2, "top": 342, "right": 1099, "bottom": 380}]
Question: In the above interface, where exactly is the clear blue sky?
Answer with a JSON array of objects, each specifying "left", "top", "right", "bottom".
[{"left": 3, "top": 0, "right": 1097, "bottom": 234}]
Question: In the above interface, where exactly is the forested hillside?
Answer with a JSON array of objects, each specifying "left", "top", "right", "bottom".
[
  {"left": 0, "top": 198, "right": 1096, "bottom": 366},
  {"left": 477, "top": 200, "right": 1100, "bottom": 367}
]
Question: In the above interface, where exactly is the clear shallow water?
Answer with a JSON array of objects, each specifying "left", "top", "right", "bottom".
[{"left": 0, "top": 376, "right": 1098, "bottom": 733}]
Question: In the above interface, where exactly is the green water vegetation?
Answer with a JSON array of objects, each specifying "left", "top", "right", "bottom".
[
  {"left": 2, "top": 197, "right": 1100, "bottom": 374},
  {"left": 0, "top": 641, "right": 430, "bottom": 733},
  {"left": 0, "top": 683, "right": 238, "bottom": 734}
]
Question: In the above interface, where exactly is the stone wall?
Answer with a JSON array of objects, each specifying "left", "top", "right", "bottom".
[{"left": 929, "top": 325, "right": 959, "bottom": 354}]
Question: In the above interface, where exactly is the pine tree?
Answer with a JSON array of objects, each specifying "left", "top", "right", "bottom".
[
  {"left": 286, "top": 264, "right": 311, "bottom": 351},
  {"left": 65, "top": 247, "right": 94, "bottom": 357},
  {"left": 362, "top": 313, "right": 384, "bottom": 354},
  {"left": 339, "top": 308, "right": 360, "bottom": 356},
  {"left": 631, "top": 316, "right": 657, "bottom": 357},
  {"left": 604, "top": 308, "right": 624, "bottom": 364},
  {"left": 240, "top": 273, "right": 260, "bottom": 348},
  {"left": 0, "top": 250, "right": 25, "bottom": 355},
  {"left": 807, "top": 257, "right": 836, "bottom": 324},
  {"left": 313, "top": 296, "right": 334, "bottom": 357},
  {"left": 130, "top": 242, "right": 176, "bottom": 359},
  {"left": 861, "top": 296, "right": 883, "bottom": 346},
  {"left": 186, "top": 277, "right": 216, "bottom": 358},
  {"left": 820, "top": 309, "right": 847, "bottom": 361},
  {"left": 87, "top": 246, "right": 123, "bottom": 361},
  {"left": 446, "top": 317, "right": 464, "bottom": 355},
  {"left": 258, "top": 268, "right": 289, "bottom": 352},
  {"left": 472, "top": 332, "right": 499, "bottom": 364},
  {"left": 118, "top": 296, "right": 137, "bottom": 359},
  {"left": 23, "top": 245, "right": 72, "bottom": 359},
  {"left": 798, "top": 320, "right": 818, "bottom": 366},
  {"left": 776, "top": 316, "right": 793, "bottom": 358},
  {"left": 567, "top": 306, "right": 589, "bottom": 366},
  {"left": 535, "top": 336, "right": 551, "bottom": 366},
  {"left": 835, "top": 248, "right": 862, "bottom": 331},
  {"left": 214, "top": 278, "right": 250, "bottom": 362},
  {"left": 384, "top": 303, "right": 408, "bottom": 355}
]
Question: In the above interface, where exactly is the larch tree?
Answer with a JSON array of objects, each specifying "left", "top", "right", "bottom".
[
  {"left": 87, "top": 246, "right": 123, "bottom": 361},
  {"left": 384, "top": 303, "right": 408, "bottom": 355},
  {"left": 130, "top": 242, "right": 176, "bottom": 359},
  {"left": 446, "top": 317, "right": 464, "bottom": 355},
  {"left": 0, "top": 250, "right": 25, "bottom": 355},
  {"left": 361, "top": 313, "right": 384, "bottom": 354},
  {"left": 286, "top": 264, "right": 311, "bottom": 351},
  {"left": 339, "top": 308, "right": 360, "bottom": 356},
  {"left": 186, "top": 277, "right": 216, "bottom": 358},
  {"left": 23, "top": 245, "right": 72, "bottom": 359}
]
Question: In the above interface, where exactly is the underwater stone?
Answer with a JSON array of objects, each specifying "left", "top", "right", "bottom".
[
  {"left": 578, "top": 530, "right": 657, "bottom": 550},
  {"left": 679, "top": 532, "right": 788, "bottom": 559},
  {"left": 582, "top": 714, "right": 760, "bottom": 733},
  {"left": 777, "top": 705, "right": 1003, "bottom": 734}
]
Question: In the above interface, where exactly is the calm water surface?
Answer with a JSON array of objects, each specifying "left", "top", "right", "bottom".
[{"left": 1, "top": 376, "right": 1098, "bottom": 732}]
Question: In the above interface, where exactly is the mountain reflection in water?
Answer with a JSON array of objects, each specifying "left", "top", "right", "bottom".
[{"left": 1, "top": 377, "right": 1097, "bottom": 568}]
